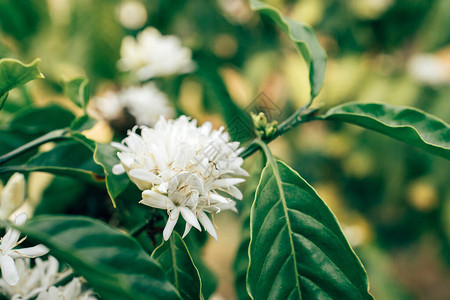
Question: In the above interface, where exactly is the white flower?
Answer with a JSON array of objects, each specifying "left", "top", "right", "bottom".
[
  {"left": 95, "top": 83, "right": 175, "bottom": 127},
  {"left": 112, "top": 116, "right": 248, "bottom": 240},
  {"left": 0, "top": 256, "right": 71, "bottom": 299},
  {"left": 408, "top": 54, "right": 449, "bottom": 86},
  {"left": 0, "top": 173, "right": 26, "bottom": 220},
  {"left": 117, "top": 27, "right": 196, "bottom": 80},
  {"left": 36, "top": 278, "right": 97, "bottom": 300},
  {"left": 0, "top": 213, "right": 49, "bottom": 286}
]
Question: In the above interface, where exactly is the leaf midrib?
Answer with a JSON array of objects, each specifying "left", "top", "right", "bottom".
[{"left": 259, "top": 141, "right": 302, "bottom": 299}]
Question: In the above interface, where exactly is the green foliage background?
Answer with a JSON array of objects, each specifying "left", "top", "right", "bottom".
[{"left": 0, "top": 0, "right": 449, "bottom": 299}]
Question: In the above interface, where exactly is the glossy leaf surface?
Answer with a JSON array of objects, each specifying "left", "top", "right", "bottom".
[
  {"left": 323, "top": 102, "right": 450, "bottom": 160},
  {"left": 14, "top": 215, "right": 180, "bottom": 300},
  {"left": 152, "top": 232, "right": 203, "bottom": 300},
  {"left": 249, "top": 0, "right": 327, "bottom": 98},
  {"left": 247, "top": 147, "right": 373, "bottom": 299},
  {"left": 0, "top": 58, "right": 43, "bottom": 107}
]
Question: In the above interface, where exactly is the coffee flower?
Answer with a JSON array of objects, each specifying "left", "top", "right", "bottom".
[
  {"left": 117, "top": 27, "right": 196, "bottom": 80},
  {"left": 95, "top": 83, "right": 174, "bottom": 127},
  {"left": 0, "top": 173, "right": 26, "bottom": 220},
  {"left": 0, "top": 213, "right": 49, "bottom": 286},
  {"left": 36, "top": 278, "right": 97, "bottom": 300},
  {"left": 112, "top": 116, "right": 248, "bottom": 240}
]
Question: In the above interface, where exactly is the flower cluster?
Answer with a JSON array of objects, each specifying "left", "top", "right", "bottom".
[
  {"left": 112, "top": 116, "right": 248, "bottom": 240},
  {"left": 95, "top": 83, "right": 175, "bottom": 127},
  {"left": 0, "top": 213, "right": 49, "bottom": 286},
  {"left": 117, "top": 27, "right": 196, "bottom": 81},
  {"left": 0, "top": 256, "right": 96, "bottom": 300}
]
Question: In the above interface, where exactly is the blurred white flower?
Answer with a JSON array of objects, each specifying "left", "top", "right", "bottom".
[
  {"left": 117, "top": 27, "right": 196, "bottom": 80},
  {"left": 95, "top": 83, "right": 175, "bottom": 127},
  {"left": 36, "top": 278, "right": 97, "bottom": 300},
  {"left": 0, "top": 173, "right": 26, "bottom": 220},
  {"left": 0, "top": 256, "right": 71, "bottom": 299},
  {"left": 0, "top": 213, "right": 49, "bottom": 286},
  {"left": 117, "top": 1, "right": 147, "bottom": 30},
  {"left": 408, "top": 54, "right": 449, "bottom": 86},
  {"left": 112, "top": 116, "right": 248, "bottom": 240}
]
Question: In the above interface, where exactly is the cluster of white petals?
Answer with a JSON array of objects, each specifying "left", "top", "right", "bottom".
[
  {"left": 0, "top": 173, "right": 26, "bottom": 220},
  {"left": 0, "top": 213, "right": 49, "bottom": 286},
  {"left": 117, "top": 27, "right": 196, "bottom": 81},
  {"left": 112, "top": 116, "right": 248, "bottom": 240},
  {"left": 0, "top": 256, "right": 96, "bottom": 300},
  {"left": 95, "top": 83, "right": 175, "bottom": 126}
]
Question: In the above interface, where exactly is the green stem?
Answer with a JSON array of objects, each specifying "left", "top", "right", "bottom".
[
  {"left": 240, "top": 107, "right": 319, "bottom": 159},
  {"left": 0, "top": 128, "right": 69, "bottom": 165}
]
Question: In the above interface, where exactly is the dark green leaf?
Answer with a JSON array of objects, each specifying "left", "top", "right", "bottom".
[
  {"left": 0, "top": 141, "right": 104, "bottom": 182},
  {"left": 94, "top": 143, "right": 130, "bottom": 207},
  {"left": 0, "top": 93, "right": 7, "bottom": 111},
  {"left": 247, "top": 143, "right": 373, "bottom": 299},
  {"left": 0, "top": 58, "right": 43, "bottom": 108},
  {"left": 322, "top": 102, "right": 450, "bottom": 160},
  {"left": 14, "top": 215, "right": 180, "bottom": 300},
  {"left": 64, "top": 77, "right": 90, "bottom": 111},
  {"left": 152, "top": 232, "right": 204, "bottom": 300},
  {"left": 197, "top": 66, "right": 254, "bottom": 143},
  {"left": 9, "top": 105, "right": 75, "bottom": 135},
  {"left": 249, "top": 0, "right": 327, "bottom": 98}
]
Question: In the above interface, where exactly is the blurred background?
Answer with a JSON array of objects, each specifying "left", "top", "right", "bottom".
[{"left": 0, "top": 0, "right": 449, "bottom": 299}]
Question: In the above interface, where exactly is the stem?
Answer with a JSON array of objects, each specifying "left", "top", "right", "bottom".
[
  {"left": 240, "top": 107, "right": 319, "bottom": 159},
  {"left": 0, "top": 128, "right": 69, "bottom": 165}
]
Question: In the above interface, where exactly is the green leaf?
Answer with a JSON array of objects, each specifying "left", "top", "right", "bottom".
[
  {"left": 0, "top": 58, "right": 43, "bottom": 108},
  {"left": 13, "top": 215, "right": 180, "bottom": 300},
  {"left": 9, "top": 105, "right": 75, "bottom": 135},
  {"left": 94, "top": 143, "right": 130, "bottom": 207},
  {"left": 0, "top": 93, "right": 7, "bottom": 111},
  {"left": 247, "top": 142, "right": 373, "bottom": 299},
  {"left": 197, "top": 66, "right": 254, "bottom": 143},
  {"left": 249, "top": 0, "right": 327, "bottom": 98},
  {"left": 64, "top": 77, "right": 90, "bottom": 111},
  {"left": 152, "top": 232, "right": 204, "bottom": 300},
  {"left": 0, "top": 141, "right": 105, "bottom": 182},
  {"left": 322, "top": 102, "right": 450, "bottom": 160},
  {"left": 70, "top": 115, "right": 98, "bottom": 132}
]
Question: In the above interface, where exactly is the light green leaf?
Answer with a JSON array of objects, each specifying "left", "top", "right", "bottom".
[
  {"left": 249, "top": 0, "right": 327, "bottom": 98},
  {"left": 322, "top": 102, "right": 450, "bottom": 160},
  {"left": 64, "top": 77, "right": 90, "bottom": 111},
  {"left": 0, "top": 58, "right": 43, "bottom": 109},
  {"left": 247, "top": 142, "right": 373, "bottom": 299},
  {"left": 93, "top": 143, "right": 130, "bottom": 207},
  {"left": 0, "top": 141, "right": 104, "bottom": 182},
  {"left": 152, "top": 232, "right": 204, "bottom": 300},
  {"left": 13, "top": 215, "right": 180, "bottom": 300}
]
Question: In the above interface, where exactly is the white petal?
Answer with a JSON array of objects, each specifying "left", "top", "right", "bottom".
[
  {"left": 214, "top": 178, "right": 245, "bottom": 188},
  {"left": 1, "top": 213, "right": 27, "bottom": 251},
  {"left": 163, "top": 209, "right": 180, "bottom": 241},
  {"left": 112, "top": 164, "right": 125, "bottom": 175},
  {"left": 179, "top": 207, "right": 201, "bottom": 231},
  {"left": 0, "top": 173, "right": 25, "bottom": 219},
  {"left": 156, "top": 182, "right": 168, "bottom": 194},
  {"left": 198, "top": 211, "right": 217, "bottom": 241},
  {"left": 209, "top": 193, "right": 229, "bottom": 204},
  {"left": 0, "top": 255, "right": 19, "bottom": 285},
  {"left": 140, "top": 191, "right": 175, "bottom": 210},
  {"left": 228, "top": 186, "right": 243, "bottom": 200},
  {"left": 10, "top": 245, "right": 49, "bottom": 259},
  {"left": 111, "top": 142, "right": 129, "bottom": 152},
  {"left": 129, "top": 169, "right": 158, "bottom": 183},
  {"left": 182, "top": 223, "right": 192, "bottom": 238}
]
